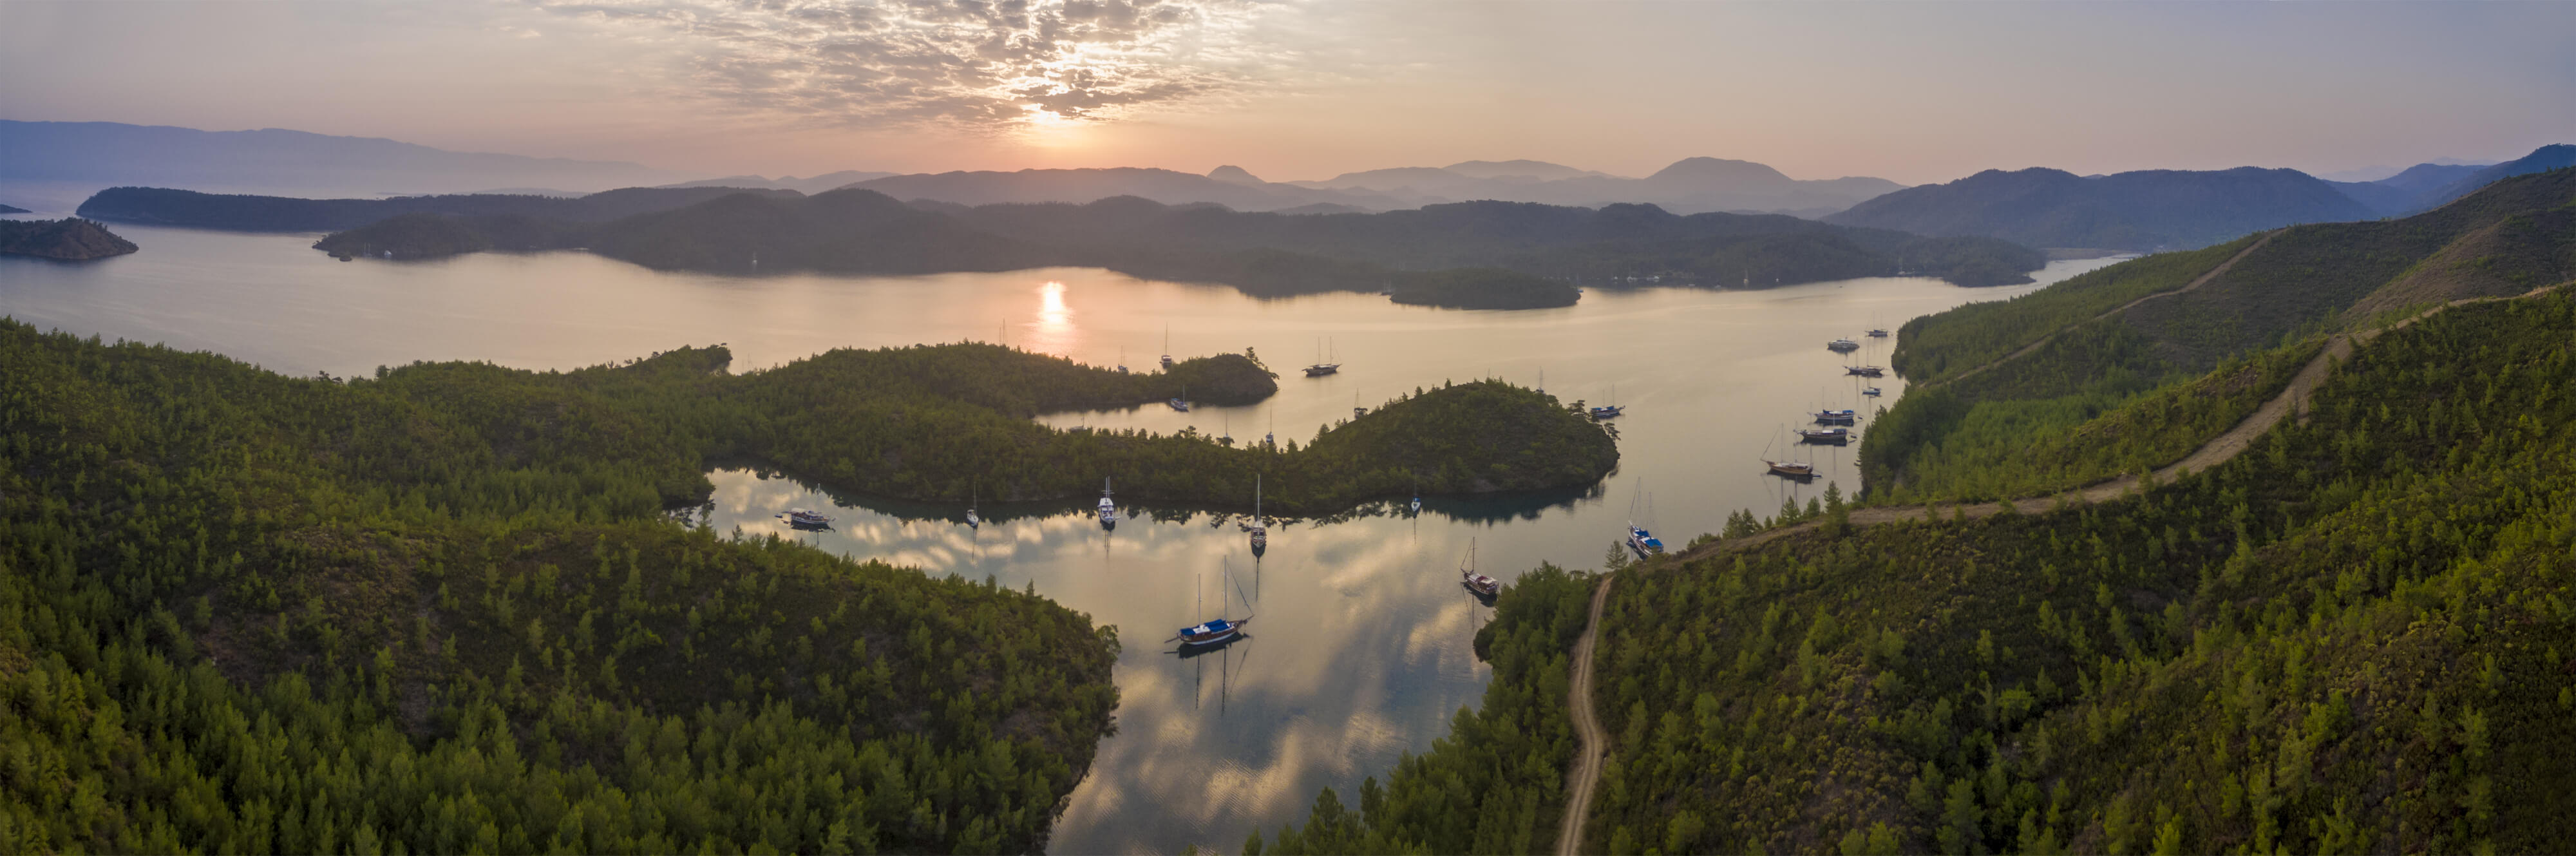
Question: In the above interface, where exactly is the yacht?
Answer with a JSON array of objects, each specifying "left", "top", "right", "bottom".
[
  {"left": 784, "top": 509, "right": 833, "bottom": 528},
  {"left": 1828, "top": 338, "right": 1861, "bottom": 352}
]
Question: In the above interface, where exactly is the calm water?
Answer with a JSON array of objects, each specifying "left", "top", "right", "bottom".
[{"left": 0, "top": 218, "right": 2123, "bottom": 853}]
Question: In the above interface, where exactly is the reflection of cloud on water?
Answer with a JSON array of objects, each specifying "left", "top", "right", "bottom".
[{"left": 701, "top": 467, "right": 1494, "bottom": 853}]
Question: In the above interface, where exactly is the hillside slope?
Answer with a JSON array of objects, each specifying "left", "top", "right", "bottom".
[{"left": 1866, "top": 167, "right": 2576, "bottom": 502}]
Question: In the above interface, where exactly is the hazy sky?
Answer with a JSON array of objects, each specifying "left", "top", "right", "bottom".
[{"left": 5, "top": 1, "right": 2571, "bottom": 184}]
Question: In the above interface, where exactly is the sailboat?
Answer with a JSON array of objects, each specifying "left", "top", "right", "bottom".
[
  {"left": 1249, "top": 474, "right": 1267, "bottom": 556},
  {"left": 781, "top": 508, "right": 833, "bottom": 528},
  {"left": 1812, "top": 408, "right": 1858, "bottom": 425},
  {"left": 1353, "top": 391, "right": 1366, "bottom": 419},
  {"left": 1764, "top": 427, "right": 1818, "bottom": 480},
  {"left": 1117, "top": 346, "right": 1129, "bottom": 375},
  {"left": 1170, "top": 385, "right": 1190, "bottom": 412},
  {"left": 1861, "top": 386, "right": 1882, "bottom": 397},
  {"left": 1589, "top": 383, "right": 1624, "bottom": 419},
  {"left": 1410, "top": 486, "right": 1422, "bottom": 517},
  {"left": 965, "top": 482, "right": 980, "bottom": 529},
  {"left": 1097, "top": 478, "right": 1119, "bottom": 530},
  {"left": 1172, "top": 562, "right": 1253, "bottom": 647},
  {"left": 1828, "top": 338, "right": 1862, "bottom": 353},
  {"left": 1303, "top": 338, "right": 1340, "bottom": 377},
  {"left": 1161, "top": 323, "right": 1175, "bottom": 369},
  {"left": 1460, "top": 538, "right": 1500, "bottom": 599},
  {"left": 1844, "top": 365, "right": 1885, "bottom": 377},
  {"left": 1625, "top": 481, "right": 1665, "bottom": 558}
]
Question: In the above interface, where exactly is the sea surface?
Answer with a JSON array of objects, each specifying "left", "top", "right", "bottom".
[{"left": 0, "top": 214, "right": 2123, "bottom": 853}]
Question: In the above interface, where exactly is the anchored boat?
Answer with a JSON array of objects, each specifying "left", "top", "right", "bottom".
[
  {"left": 1627, "top": 523, "right": 1665, "bottom": 558},
  {"left": 1304, "top": 337, "right": 1341, "bottom": 377},
  {"left": 782, "top": 509, "right": 833, "bottom": 528},
  {"left": 1249, "top": 474, "right": 1267, "bottom": 556},
  {"left": 1845, "top": 365, "right": 1885, "bottom": 377},
  {"left": 1797, "top": 427, "right": 1851, "bottom": 445},
  {"left": 1812, "top": 408, "right": 1858, "bottom": 425},
  {"left": 1460, "top": 539, "right": 1499, "bottom": 599},
  {"left": 1828, "top": 338, "right": 1861, "bottom": 352},
  {"left": 1097, "top": 478, "right": 1119, "bottom": 530}
]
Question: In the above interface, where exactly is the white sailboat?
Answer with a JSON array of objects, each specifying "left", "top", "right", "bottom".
[{"left": 1097, "top": 478, "right": 1120, "bottom": 530}]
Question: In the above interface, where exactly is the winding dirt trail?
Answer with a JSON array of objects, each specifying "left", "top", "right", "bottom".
[
  {"left": 1927, "top": 231, "right": 2277, "bottom": 390},
  {"left": 1555, "top": 575, "right": 1613, "bottom": 856},
  {"left": 1548, "top": 285, "right": 2561, "bottom": 851}
]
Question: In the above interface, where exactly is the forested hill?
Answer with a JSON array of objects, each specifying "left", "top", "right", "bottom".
[
  {"left": 1861, "top": 166, "right": 2576, "bottom": 505},
  {"left": 0, "top": 217, "right": 138, "bottom": 260},
  {"left": 75, "top": 185, "right": 800, "bottom": 232},
  {"left": 1825, "top": 166, "right": 2377, "bottom": 252},
  {"left": 308, "top": 188, "right": 2047, "bottom": 307},
  {"left": 0, "top": 320, "right": 1121, "bottom": 853}
]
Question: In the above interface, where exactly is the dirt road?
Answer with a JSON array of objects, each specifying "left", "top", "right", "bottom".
[{"left": 1554, "top": 575, "right": 1613, "bottom": 856}]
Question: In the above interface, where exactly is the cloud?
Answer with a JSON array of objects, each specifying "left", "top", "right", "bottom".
[{"left": 526, "top": 0, "right": 1294, "bottom": 131}]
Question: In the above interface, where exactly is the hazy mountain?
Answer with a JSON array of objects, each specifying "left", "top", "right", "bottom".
[
  {"left": 1441, "top": 160, "right": 1609, "bottom": 180},
  {"left": 659, "top": 170, "right": 896, "bottom": 195},
  {"left": 1286, "top": 156, "right": 1904, "bottom": 216},
  {"left": 2311, "top": 157, "right": 2490, "bottom": 183},
  {"left": 0, "top": 120, "right": 681, "bottom": 196},
  {"left": 2326, "top": 162, "right": 2492, "bottom": 214},
  {"left": 1206, "top": 165, "right": 1266, "bottom": 186},
  {"left": 1824, "top": 166, "right": 2377, "bottom": 251},
  {"left": 76, "top": 185, "right": 796, "bottom": 233},
  {"left": 847, "top": 167, "right": 1412, "bottom": 212},
  {"left": 2415, "top": 144, "right": 2576, "bottom": 211},
  {"left": 0, "top": 202, "right": 28, "bottom": 214},
  {"left": 2318, "top": 145, "right": 2573, "bottom": 216}
]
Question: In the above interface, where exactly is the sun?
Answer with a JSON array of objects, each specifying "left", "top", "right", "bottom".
[{"left": 1015, "top": 104, "right": 1089, "bottom": 149}]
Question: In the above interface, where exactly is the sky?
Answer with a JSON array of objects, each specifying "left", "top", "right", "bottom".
[{"left": 4, "top": 0, "right": 2571, "bottom": 185}]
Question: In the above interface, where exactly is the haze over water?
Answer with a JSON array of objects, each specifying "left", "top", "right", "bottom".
[{"left": 0, "top": 223, "right": 2121, "bottom": 851}]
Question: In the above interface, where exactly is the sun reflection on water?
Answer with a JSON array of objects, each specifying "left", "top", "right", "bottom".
[{"left": 1028, "top": 280, "right": 1077, "bottom": 356}]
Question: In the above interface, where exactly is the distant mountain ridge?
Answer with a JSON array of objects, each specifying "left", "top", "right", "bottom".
[
  {"left": 0, "top": 120, "right": 681, "bottom": 196},
  {"left": 1281, "top": 157, "right": 1904, "bottom": 216},
  {"left": 658, "top": 171, "right": 896, "bottom": 195},
  {"left": 1825, "top": 166, "right": 2379, "bottom": 251}
]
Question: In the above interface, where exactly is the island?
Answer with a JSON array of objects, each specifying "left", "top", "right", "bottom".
[
  {"left": 0, "top": 202, "right": 29, "bottom": 214},
  {"left": 0, "top": 217, "right": 139, "bottom": 260},
  {"left": 84, "top": 185, "right": 2048, "bottom": 309}
]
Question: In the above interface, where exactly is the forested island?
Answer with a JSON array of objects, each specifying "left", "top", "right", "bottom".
[
  {"left": 1251, "top": 167, "right": 2576, "bottom": 855},
  {"left": 75, "top": 185, "right": 797, "bottom": 232},
  {"left": 0, "top": 216, "right": 138, "bottom": 260},
  {"left": 0, "top": 202, "right": 28, "bottom": 214},
  {"left": 303, "top": 189, "right": 2043, "bottom": 303},
  {"left": 77, "top": 184, "right": 2043, "bottom": 308}
]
